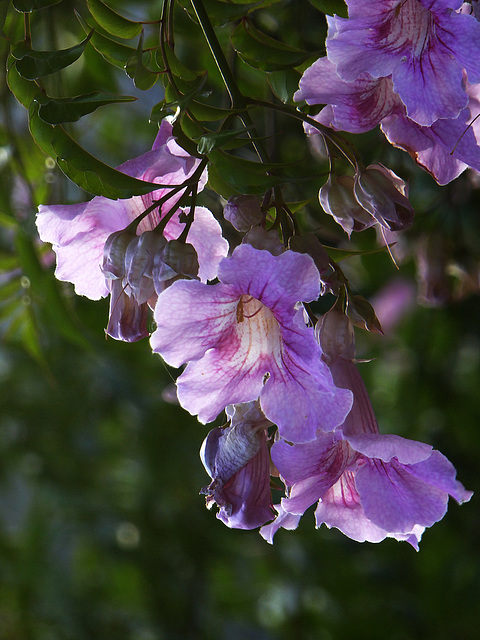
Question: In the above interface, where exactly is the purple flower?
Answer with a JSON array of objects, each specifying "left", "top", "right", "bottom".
[
  {"left": 200, "top": 402, "right": 273, "bottom": 529},
  {"left": 36, "top": 120, "right": 228, "bottom": 338},
  {"left": 150, "top": 244, "right": 353, "bottom": 443},
  {"left": 261, "top": 311, "right": 473, "bottom": 547},
  {"left": 326, "top": 0, "right": 480, "bottom": 126},
  {"left": 296, "top": 57, "right": 480, "bottom": 185}
]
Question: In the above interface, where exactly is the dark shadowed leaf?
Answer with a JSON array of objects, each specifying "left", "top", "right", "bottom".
[
  {"left": 307, "top": 0, "right": 348, "bottom": 18},
  {"left": 86, "top": 0, "right": 142, "bottom": 39},
  {"left": 125, "top": 31, "right": 158, "bottom": 90},
  {"left": 13, "top": 0, "right": 61, "bottom": 11},
  {"left": 177, "top": 0, "right": 263, "bottom": 26},
  {"left": 197, "top": 127, "right": 254, "bottom": 155},
  {"left": 208, "top": 149, "right": 284, "bottom": 195},
  {"left": 348, "top": 294, "right": 384, "bottom": 334},
  {"left": 37, "top": 93, "right": 137, "bottom": 125},
  {"left": 12, "top": 32, "right": 92, "bottom": 80},
  {"left": 231, "top": 19, "right": 316, "bottom": 71},
  {"left": 267, "top": 69, "right": 302, "bottom": 103}
]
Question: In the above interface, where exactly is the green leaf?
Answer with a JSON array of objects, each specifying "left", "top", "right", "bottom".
[
  {"left": 12, "top": 32, "right": 93, "bottom": 80},
  {"left": 177, "top": 0, "right": 263, "bottom": 26},
  {"left": 158, "top": 44, "right": 198, "bottom": 82},
  {"left": 125, "top": 30, "right": 158, "bottom": 90},
  {"left": 86, "top": 0, "right": 142, "bottom": 39},
  {"left": 231, "top": 19, "right": 316, "bottom": 71},
  {"left": 307, "top": 0, "right": 348, "bottom": 18},
  {"left": 76, "top": 11, "right": 136, "bottom": 67},
  {"left": 36, "top": 93, "right": 136, "bottom": 125},
  {"left": 6, "top": 56, "right": 40, "bottom": 107},
  {"left": 28, "top": 102, "right": 161, "bottom": 199},
  {"left": 208, "top": 149, "right": 284, "bottom": 195},
  {"left": 267, "top": 69, "right": 301, "bottom": 103},
  {"left": 13, "top": 0, "right": 61, "bottom": 11},
  {"left": 197, "top": 127, "right": 254, "bottom": 155}
]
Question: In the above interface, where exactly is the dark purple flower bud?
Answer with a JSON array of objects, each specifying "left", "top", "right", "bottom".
[
  {"left": 102, "top": 229, "right": 136, "bottom": 280},
  {"left": 125, "top": 232, "right": 167, "bottom": 305},
  {"left": 224, "top": 195, "right": 264, "bottom": 232},
  {"left": 161, "top": 240, "right": 199, "bottom": 280},
  {"left": 242, "top": 226, "right": 285, "bottom": 255},
  {"left": 319, "top": 174, "right": 374, "bottom": 237},
  {"left": 354, "top": 164, "right": 414, "bottom": 232}
]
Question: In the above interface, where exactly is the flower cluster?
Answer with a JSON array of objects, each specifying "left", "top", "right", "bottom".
[
  {"left": 296, "top": 1, "right": 480, "bottom": 185},
  {"left": 34, "top": 13, "right": 473, "bottom": 547}
]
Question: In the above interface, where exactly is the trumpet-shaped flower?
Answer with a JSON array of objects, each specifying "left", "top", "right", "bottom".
[
  {"left": 326, "top": 0, "right": 480, "bottom": 126},
  {"left": 261, "top": 311, "right": 473, "bottom": 546},
  {"left": 151, "top": 244, "right": 353, "bottom": 444}
]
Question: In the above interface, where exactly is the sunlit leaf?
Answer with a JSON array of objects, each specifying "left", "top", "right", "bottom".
[
  {"left": 231, "top": 19, "right": 316, "bottom": 71},
  {"left": 37, "top": 93, "right": 136, "bottom": 125},
  {"left": 76, "top": 10, "right": 136, "bottom": 67},
  {"left": 86, "top": 0, "right": 142, "bottom": 39},
  {"left": 13, "top": 0, "right": 61, "bottom": 12},
  {"left": 28, "top": 102, "right": 161, "bottom": 199},
  {"left": 6, "top": 55, "right": 40, "bottom": 107},
  {"left": 12, "top": 32, "right": 92, "bottom": 80},
  {"left": 157, "top": 44, "right": 198, "bottom": 82}
]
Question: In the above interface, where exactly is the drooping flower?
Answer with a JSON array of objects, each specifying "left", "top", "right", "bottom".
[
  {"left": 150, "top": 244, "right": 353, "bottom": 444},
  {"left": 36, "top": 120, "right": 229, "bottom": 339},
  {"left": 200, "top": 402, "right": 274, "bottom": 529},
  {"left": 326, "top": 0, "right": 480, "bottom": 126},
  {"left": 261, "top": 310, "right": 473, "bottom": 547}
]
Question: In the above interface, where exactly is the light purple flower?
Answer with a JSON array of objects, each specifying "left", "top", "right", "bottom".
[
  {"left": 326, "top": 0, "right": 480, "bottom": 126},
  {"left": 151, "top": 244, "right": 353, "bottom": 444},
  {"left": 261, "top": 311, "right": 473, "bottom": 547},
  {"left": 296, "top": 57, "right": 480, "bottom": 185},
  {"left": 200, "top": 402, "right": 273, "bottom": 529},
  {"left": 36, "top": 120, "right": 227, "bottom": 300}
]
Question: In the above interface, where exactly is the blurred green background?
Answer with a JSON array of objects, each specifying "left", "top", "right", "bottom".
[{"left": 1, "top": 1, "right": 480, "bottom": 638}]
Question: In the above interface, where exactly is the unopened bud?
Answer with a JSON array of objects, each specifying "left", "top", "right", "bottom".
[
  {"left": 161, "top": 240, "right": 199, "bottom": 279},
  {"left": 224, "top": 195, "right": 264, "bottom": 232},
  {"left": 319, "top": 174, "right": 374, "bottom": 237},
  {"left": 316, "top": 308, "right": 355, "bottom": 362},
  {"left": 102, "top": 229, "right": 135, "bottom": 279},
  {"left": 354, "top": 164, "right": 414, "bottom": 232},
  {"left": 125, "top": 232, "right": 167, "bottom": 304},
  {"left": 289, "top": 233, "right": 330, "bottom": 275},
  {"left": 242, "top": 227, "right": 284, "bottom": 255}
]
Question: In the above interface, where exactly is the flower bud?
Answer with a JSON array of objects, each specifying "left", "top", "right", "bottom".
[
  {"left": 224, "top": 195, "right": 264, "bottom": 232},
  {"left": 107, "top": 279, "right": 149, "bottom": 342},
  {"left": 125, "top": 232, "right": 167, "bottom": 304},
  {"left": 316, "top": 308, "right": 355, "bottom": 362},
  {"left": 161, "top": 240, "right": 199, "bottom": 279},
  {"left": 242, "top": 226, "right": 285, "bottom": 255},
  {"left": 353, "top": 164, "right": 414, "bottom": 232},
  {"left": 319, "top": 174, "right": 374, "bottom": 237},
  {"left": 102, "top": 229, "right": 136, "bottom": 279}
]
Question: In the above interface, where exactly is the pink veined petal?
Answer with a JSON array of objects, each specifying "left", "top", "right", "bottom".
[
  {"left": 151, "top": 280, "right": 239, "bottom": 367},
  {"left": 295, "top": 57, "right": 400, "bottom": 134},
  {"left": 405, "top": 450, "right": 473, "bottom": 504},
  {"left": 314, "top": 471, "right": 390, "bottom": 544},
  {"left": 355, "top": 457, "right": 449, "bottom": 533},
  {"left": 346, "top": 433, "right": 433, "bottom": 465}
]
